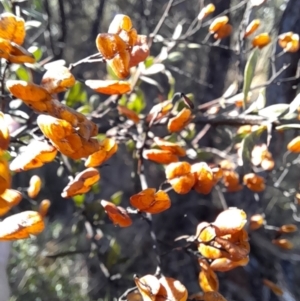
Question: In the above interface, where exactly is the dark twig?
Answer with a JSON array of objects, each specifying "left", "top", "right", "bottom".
[
  {"left": 57, "top": 0, "right": 67, "bottom": 58},
  {"left": 148, "top": 0, "right": 175, "bottom": 47},
  {"left": 89, "top": 0, "right": 106, "bottom": 43},
  {"left": 1, "top": 61, "right": 10, "bottom": 112},
  {"left": 68, "top": 53, "right": 104, "bottom": 70}
]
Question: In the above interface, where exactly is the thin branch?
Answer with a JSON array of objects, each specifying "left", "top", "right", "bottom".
[
  {"left": 57, "top": 0, "right": 67, "bottom": 58},
  {"left": 0, "top": 61, "right": 10, "bottom": 112},
  {"left": 89, "top": 0, "right": 106, "bottom": 43},
  {"left": 68, "top": 53, "right": 104, "bottom": 70},
  {"left": 149, "top": 0, "right": 175, "bottom": 47}
]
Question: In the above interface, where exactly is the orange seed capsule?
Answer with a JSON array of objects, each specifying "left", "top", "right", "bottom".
[
  {"left": 209, "top": 16, "right": 229, "bottom": 33},
  {"left": 39, "top": 199, "right": 51, "bottom": 217},
  {"left": 168, "top": 108, "right": 192, "bottom": 133},
  {"left": 287, "top": 136, "right": 300, "bottom": 152},
  {"left": 244, "top": 19, "right": 260, "bottom": 38},
  {"left": 214, "top": 24, "right": 232, "bottom": 40},
  {"left": 252, "top": 33, "right": 271, "bottom": 49},
  {"left": 250, "top": 214, "right": 265, "bottom": 230},
  {"left": 143, "top": 149, "right": 179, "bottom": 165},
  {"left": 272, "top": 238, "right": 294, "bottom": 250},
  {"left": 197, "top": 4, "right": 215, "bottom": 21},
  {"left": 27, "top": 175, "right": 42, "bottom": 199}
]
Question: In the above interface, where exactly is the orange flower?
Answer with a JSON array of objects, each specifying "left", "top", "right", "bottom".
[
  {"left": 143, "top": 149, "right": 179, "bottom": 164},
  {"left": 191, "top": 162, "right": 214, "bottom": 194},
  {"left": 252, "top": 33, "right": 271, "bottom": 49},
  {"left": 165, "top": 162, "right": 195, "bottom": 194},
  {"left": 244, "top": 19, "right": 260, "bottom": 38},
  {"left": 85, "top": 79, "right": 131, "bottom": 95},
  {"left": 168, "top": 108, "right": 192, "bottom": 133},
  {"left": 243, "top": 173, "right": 265, "bottom": 192},
  {"left": 101, "top": 200, "right": 132, "bottom": 227},
  {"left": 130, "top": 188, "right": 171, "bottom": 214}
]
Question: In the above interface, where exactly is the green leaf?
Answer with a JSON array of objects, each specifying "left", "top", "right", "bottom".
[
  {"left": 106, "top": 63, "right": 119, "bottom": 80},
  {"left": 287, "top": 93, "right": 300, "bottom": 115},
  {"left": 276, "top": 124, "right": 300, "bottom": 131},
  {"left": 243, "top": 49, "right": 258, "bottom": 110},
  {"left": 76, "top": 104, "right": 91, "bottom": 114},
  {"left": 126, "top": 139, "right": 135, "bottom": 152},
  {"left": 187, "top": 43, "right": 201, "bottom": 49},
  {"left": 240, "top": 125, "right": 267, "bottom": 173},
  {"left": 0, "top": 151, "right": 11, "bottom": 161},
  {"left": 28, "top": 45, "right": 43, "bottom": 61},
  {"left": 167, "top": 52, "right": 184, "bottom": 63},
  {"left": 177, "top": 93, "right": 194, "bottom": 111},
  {"left": 73, "top": 194, "right": 85, "bottom": 207},
  {"left": 107, "top": 239, "right": 121, "bottom": 268},
  {"left": 110, "top": 191, "right": 123, "bottom": 205},
  {"left": 127, "top": 89, "right": 145, "bottom": 113},
  {"left": 165, "top": 70, "right": 175, "bottom": 100},
  {"left": 65, "top": 81, "right": 87, "bottom": 107},
  {"left": 91, "top": 183, "right": 100, "bottom": 194},
  {"left": 142, "top": 63, "right": 165, "bottom": 76},
  {"left": 258, "top": 104, "right": 290, "bottom": 118},
  {"left": 16, "top": 66, "right": 31, "bottom": 81},
  {"left": 144, "top": 56, "right": 155, "bottom": 68},
  {"left": 1, "top": 0, "right": 13, "bottom": 12},
  {"left": 244, "top": 88, "right": 266, "bottom": 114}
]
